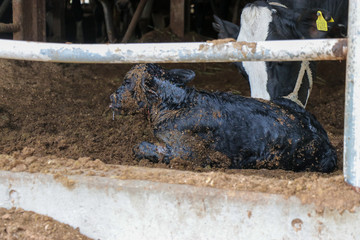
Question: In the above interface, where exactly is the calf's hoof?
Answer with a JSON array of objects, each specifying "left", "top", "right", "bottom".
[{"left": 133, "top": 141, "right": 170, "bottom": 164}]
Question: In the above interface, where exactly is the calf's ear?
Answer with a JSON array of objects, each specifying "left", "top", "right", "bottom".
[
  {"left": 141, "top": 75, "right": 159, "bottom": 103},
  {"left": 166, "top": 69, "right": 196, "bottom": 87}
]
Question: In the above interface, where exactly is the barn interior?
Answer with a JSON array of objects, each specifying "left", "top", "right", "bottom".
[{"left": 0, "top": 1, "right": 357, "bottom": 239}]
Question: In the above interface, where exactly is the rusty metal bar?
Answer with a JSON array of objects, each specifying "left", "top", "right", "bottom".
[
  {"left": 121, "top": 0, "right": 148, "bottom": 43},
  {"left": 98, "top": 0, "right": 116, "bottom": 43},
  {"left": 12, "top": 0, "right": 23, "bottom": 40},
  {"left": 51, "top": 0, "right": 66, "bottom": 41},
  {"left": 344, "top": 0, "right": 360, "bottom": 189},
  {"left": 12, "top": 0, "right": 46, "bottom": 41},
  {"left": 170, "top": 0, "right": 185, "bottom": 38},
  {"left": 0, "top": 38, "right": 347, "bottom": 63},
  {"left": 0, "top": 23, "right": 20, "bottom": 33}
]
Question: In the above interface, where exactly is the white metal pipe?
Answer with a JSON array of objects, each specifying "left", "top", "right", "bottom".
[
  {"left": 0, "top": 38, "right": 346, "bottom": 64},
  {"left": 344, "top": 0, "right": 360, "bottom": 189}
]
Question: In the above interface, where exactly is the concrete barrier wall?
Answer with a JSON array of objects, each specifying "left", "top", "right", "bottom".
[{"left": 0, "top": 170, "right": 358, "bottom": 240}]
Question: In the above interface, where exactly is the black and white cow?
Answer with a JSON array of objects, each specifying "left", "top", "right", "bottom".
[
  {"left": 110, "top": 63, "right": 337, "bottom": 172},
  {"left": 213, "top": 0, "right": 347, "bottom": 107}
]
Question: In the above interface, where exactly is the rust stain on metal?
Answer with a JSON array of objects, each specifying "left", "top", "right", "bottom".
[
  {"left": 199, "top": 39, "right": 238, "bottom": 52},
  {"left": 199, "top": 44, "right": 207, "bottom": 51},
  {"left": 206, "top": 38, "right": 236, "bottom": 44},
  {"left": 247, "top": 210, "right": 252, "bottom": 219},
  {"left": 233, "top": 41, "right": 257, "bottom": 58},
  {"left": 291, "top": 218, "right": 303, "bottom": 232},
  {"left": 332, "top": 39, "right": 348, "bottom": 59}
]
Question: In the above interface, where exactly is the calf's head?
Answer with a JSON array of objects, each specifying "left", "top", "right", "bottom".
[{"left": 110, "top": 63, "right": 195, "bottom": 116}]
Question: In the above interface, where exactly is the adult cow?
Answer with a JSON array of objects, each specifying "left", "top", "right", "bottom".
[{"left": 213, "top": 0, "right": 347, "bottom": 107}]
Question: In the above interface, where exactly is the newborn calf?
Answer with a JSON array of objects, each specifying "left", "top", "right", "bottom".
[{"left": 110, "top": 64, "right": 337, "bottom": 172}]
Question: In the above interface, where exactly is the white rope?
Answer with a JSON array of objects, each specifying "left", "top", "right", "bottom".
[
  {"left": 283, "top": 61, "right": 312, "bottom": 108},
  {"left": 304, "top": 62, "right": 313, "bottom": 107}
]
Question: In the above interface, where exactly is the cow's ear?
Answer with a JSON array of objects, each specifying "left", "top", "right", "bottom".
[
  {"left": 297, "top": 8, "right": 334, "bottom": 39},
  {"left": 212, "top": 15, "right": 240, "bottom": 40},
  {"left": 166, "top": 69, "right": 196, "bottom": 87}
]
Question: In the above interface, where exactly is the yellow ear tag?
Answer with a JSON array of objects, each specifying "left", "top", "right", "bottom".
[{"left": 316, "top": 11, "right": 328, "bottom": 31}]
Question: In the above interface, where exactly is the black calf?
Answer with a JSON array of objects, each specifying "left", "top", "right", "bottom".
[{"left": 110, "top": 64, "right": 337, "bottom": 172}]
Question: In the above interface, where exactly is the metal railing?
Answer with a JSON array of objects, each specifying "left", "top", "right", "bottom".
[
  {"left": 344, "top": 0, "right": 359, "bottom": 189},
  {"left": 0, "top": 38, "right": 346, "bottom": 63}
]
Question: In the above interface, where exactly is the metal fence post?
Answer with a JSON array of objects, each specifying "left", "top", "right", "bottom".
[
  {"left": 12, "top": 0, "right": 46, "bottom": 41},
  {"left": 344, "top": 0, "right": 360, "bottom": 189}
]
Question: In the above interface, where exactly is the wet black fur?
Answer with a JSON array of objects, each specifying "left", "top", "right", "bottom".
[{"left": 110, "top": 63, "right": 337, "bottom": 172}]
